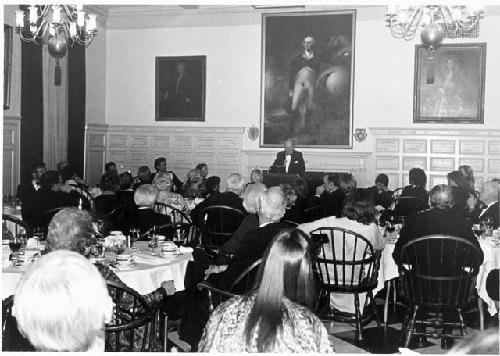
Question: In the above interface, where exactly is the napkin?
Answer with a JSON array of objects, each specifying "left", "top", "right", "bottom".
[
  {"left": 134, "top": 252, "right": 169, "bottom": 265},
  {"left": 179, "top": 246, "right": 194, "bottom": 253}
]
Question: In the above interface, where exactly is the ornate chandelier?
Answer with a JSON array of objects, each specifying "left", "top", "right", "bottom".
[
  {"left": 14, "top": 5, "right": 97, "bottom": 85},
  {"left": 385, "top": 5, "right": 484, "bottom": 49}
]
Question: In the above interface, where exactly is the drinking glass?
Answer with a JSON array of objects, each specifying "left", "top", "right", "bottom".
[
  {"left": 148, "top": 233, "right": 158, "bottom": 255},
  {"left": 473, "top": 223, "right": 485, "bottom": 238},
  {"left": 93, "top": 219, "right": 105, "bottom": 238},
  {"left": 482, "top": 217, "right": 494, "bottom": 236},
  {"left": 9, "top": 234, "right": 26, "bottom": 266},
  {"left": 91, "top": 238, "right": 105, "bottom": 258},
  {"left": 129, "top": 227, "right": 140, "bottom": 250}
]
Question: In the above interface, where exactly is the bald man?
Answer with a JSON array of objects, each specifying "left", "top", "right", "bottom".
[
  {"left": 208, "top": 187, "right": 294, "bottom": 290},
  {"left": 272, "top": 139, "right": 306, "bottom": 176},
  {"left": 474, "top": 179, "right": 500, "bottom": 229}
]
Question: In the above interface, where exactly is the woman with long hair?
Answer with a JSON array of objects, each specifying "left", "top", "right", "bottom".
[{"left": 199, "top": 229, "right": 333, "bottom": 353}]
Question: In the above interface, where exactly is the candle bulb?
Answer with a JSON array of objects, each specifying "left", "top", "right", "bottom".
[
  {"left": 69, "top": 22, "right": 77, "bottom": 37},
  {"left": 87, "top": 14, "right": 97, "bottom": 31},
  {"left": 52, "top": 5, "right": 61, "bottom": 24},
  {"left": 77, "top": 10, "right": 85, "bottom": 27},
  {"left": 28, "top": 5, "right": 38, "bottom": 24},
  {"left": 15, "top": 10, "right": 24, "bottom": 27}
]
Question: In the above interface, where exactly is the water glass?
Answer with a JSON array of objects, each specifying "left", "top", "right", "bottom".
[{"left": 148, "top": 234, "right": 158, "bottom": 255}]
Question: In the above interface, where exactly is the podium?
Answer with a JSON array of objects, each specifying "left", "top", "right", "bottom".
[{"left": 263, "top": 170, "right": 347, "bottom": 196}]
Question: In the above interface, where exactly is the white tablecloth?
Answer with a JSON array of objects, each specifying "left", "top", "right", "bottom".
[
  {"left": 2, "top": 242, "right": 193, "bottom": 299},
  {"left": 477, "top": 238, "right": 499, "bottom": 316}
]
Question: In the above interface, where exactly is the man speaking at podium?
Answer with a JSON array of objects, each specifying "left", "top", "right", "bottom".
[{"left": 271, "top": 139, "right": 306, "bottom": 176}]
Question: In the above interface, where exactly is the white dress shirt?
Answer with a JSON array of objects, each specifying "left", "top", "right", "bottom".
[{"left": 285, "top": 154, "right": 292, "bottom": 173}]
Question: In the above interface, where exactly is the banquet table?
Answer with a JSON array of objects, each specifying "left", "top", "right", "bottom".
[{"left": 1, "top": 241, "right": 193, "bottom": 299}]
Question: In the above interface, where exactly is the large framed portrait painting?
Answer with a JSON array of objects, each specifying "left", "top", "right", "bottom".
[
  {"left": 155, "top": 56, "right": 206, "bottom": 121},
  {"left": 414, "top": 43, "right": 486, "bottom": 123},
  {"left": 260, "top": 10, "right": 356, "bottom": 148}
]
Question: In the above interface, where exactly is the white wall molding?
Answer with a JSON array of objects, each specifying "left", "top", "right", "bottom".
[
  {"left": 84, "top": 124, "right": 245, "bottom": 190},
  {"left": 370, "top": 127, "right": 500, "bottom": 190}
]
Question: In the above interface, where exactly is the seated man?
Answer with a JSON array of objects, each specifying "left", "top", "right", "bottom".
[
  {"left": 190, "top": 173, "right": 247, "bottom": 225},
  {"left": 178, "top": 187, "right": 293, "bottom": 350},
  {"left": 17, "top": 162, "right": 46, "bottom": 226},
  {"left": 312, "top": 173, "right": 345, "bottom": 218},
  {"left": 131, "top": 184, "right": 172, "bottom": 238},
  {"left": 474, "top": 179, "right": 500, "bottom": 229},
  {"left": 364, "top": 173, "right": 393, "bottom": 210},
  {"left": 393, "top": 184, "right": 481, "bottom": 264},
  {"left": 12, "top": 250, "right": 113, "bottom": 352}
]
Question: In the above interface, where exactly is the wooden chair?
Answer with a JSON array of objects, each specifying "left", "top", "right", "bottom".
[
  {"left": 2, "top": 214, "right": 32, "bottom": 239},
  {"left": 105, "top": 280, "right": 162, "bottom": 352},
  {"left": 196, "top": 205, "right": 246, "bottom": 254},
  {"left": 396, "top": 235, "right": 483, "bottom": 348},
  {"left": 197, "top": 258, "right": 262, "bottom": 311},
  {"left": 2, "top": 296, "right": 34, "bottom": 351},
  {"left": 153, "top": 202, "right": 192, "bottom": 224},
  {"left": 310, "top": 227, "right": 382, "bottom": 342}
]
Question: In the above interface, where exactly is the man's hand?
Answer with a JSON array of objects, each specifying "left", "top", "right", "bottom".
[
  {"left": 204, "top": 265, "right": 228, "bottom": 279},
  {"left": 316, "top": 185, "right": 325, "bottom": 197},
  {"left": 467, "top": 196, "right": 478, "bottom": 211},
  {"left": 60, "top": 184, "right": 73, "bottom": 194},
  {"left": 161, "top": 280, "right": 176, "bottom": 295}
]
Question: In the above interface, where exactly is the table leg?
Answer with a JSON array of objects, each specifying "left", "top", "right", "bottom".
[
  {"left": 384, "top": 280, "right": 391, "bottom": 325},
  {"left": 478, "top": 298, "right": 484, "bottom": 331}
]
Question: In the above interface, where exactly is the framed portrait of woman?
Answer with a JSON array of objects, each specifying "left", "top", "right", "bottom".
[{"left": 414, "top": 43, "right": 486, "bottom": 123}]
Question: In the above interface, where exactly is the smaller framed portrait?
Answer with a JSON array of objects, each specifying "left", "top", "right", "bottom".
[
  {"left": 155, "top": 56, "right": 206, "bottom": 122},
  {"left": 414, "top": 43, "right": 486, "bottom": 123}
]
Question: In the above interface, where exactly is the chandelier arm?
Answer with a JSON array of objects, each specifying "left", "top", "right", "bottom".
[{"left": 39, "top": 5, "right": 50, "bottom": 20}]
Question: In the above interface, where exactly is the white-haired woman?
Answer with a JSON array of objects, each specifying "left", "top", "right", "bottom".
[
  {"left": 219, "top": 183, "right": 267, "bottom": 258},
  {"left": 153, "top": 171, "right": 187, "bottom": 213},
  {"left": 13, "top": 250, "right": 113, "bottom": 352}
]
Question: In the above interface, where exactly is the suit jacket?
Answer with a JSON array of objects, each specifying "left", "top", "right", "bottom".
[
  {"left": 131, "top": 208, "right": 172, "bottom": 239},
  {"left": 208, "top": 222, "right": 294, "bottom": 291},
  {"left": 393, "top": 208, "right": 480, "bottom": 266},
  {"left": 272, "top": 150, "right": 306, "bottom": 176},
  {"left": 476, "top": 201, "right": 499, "bottom": 229},
  {"left": 190, "top": 191, "right": 246, "bottom": 226},
  {"left": 364, "top": 186, "right": 393, "bottom": 210}
]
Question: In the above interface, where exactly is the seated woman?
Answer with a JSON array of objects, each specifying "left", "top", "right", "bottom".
[
  {"left": 153, "top": 172, "right": 187, "bottom": 213},
  {"left": 299, "top": 198, "right": 385, "bottom": 315},
  {"left": 45, "top": 208, "right": 177, "bottom": 350},
  {"left": 199, "top": 229, "right": 333, "bottom": 352},
  {"left": 219, "top": 183, "right": 267, "bottom": 258},
  {"left": 13, "top": 250, "right": 113, "bottom": 352},
  {"left": 394, "top": 167, "right": 428, "bottom": 216},
  {"left": 447, "top": 170, "right": 479, "bottom": 220},
  {"left": 182, "top": 168, "right": 205, "bottom": 199}
]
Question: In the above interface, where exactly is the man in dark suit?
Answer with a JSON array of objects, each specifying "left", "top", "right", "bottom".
[
  {"left": 190, "top": 173, "right": 246, "bottom": 226},
  {"left": 207, "top": 187, "right": 293, "bottom": 290},
  {"left": 475, "top": 179, "right": 500, "bottom": 229},
  {"left": 364, "top": 173, "right": 394, "bottom": 210},
  {"left": 131, "top": 184, "right": 171, "bottom": 238},
  {"left": 393, "top": 184, "right": 480, "bottom": 265},
  {"left": 271, "top": 139, "right": 306, "bottom": 176},
  {"left": 311, "top": 173, "right": 345, "bottom": 218},
  {"left": 178, "top": 187, "right": 292, "bottom": 350},
  {"left": 17, "top": 162, "right": 46, "bottom": 225}
]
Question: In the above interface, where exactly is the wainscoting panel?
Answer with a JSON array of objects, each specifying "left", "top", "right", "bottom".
[
  {"left": 371, "top": 127, "right": 500, "bottom": 190},
  {"left": 84, "top": 124, "right": 107, "bottom": 187},
  {"left": 2, "top": 117, "right": 21, "bottom": 196},
  {"left": 84, "top": 124, "right": 244, "bottom": 190}
]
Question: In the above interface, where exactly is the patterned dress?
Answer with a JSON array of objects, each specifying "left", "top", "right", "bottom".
[{"left": 199, "top": 294, "right": 334, "bottom": 353}]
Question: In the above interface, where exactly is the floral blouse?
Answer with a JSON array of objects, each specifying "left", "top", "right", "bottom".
[{"left": 199, "top": 294, "right": 334, "bottom": 353}]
